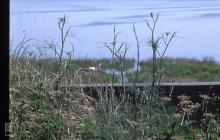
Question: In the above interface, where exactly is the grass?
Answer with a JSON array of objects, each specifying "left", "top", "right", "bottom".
[
  {"left": 9, "top": 14, "right": 220, "bottom": 140},
  {"left": 22, "top": 58, "right": 136, "bottom": 84},
  {"left": 25, "top": 57, "right": 220, "bottom": 84},
  {"left": 127, "top": 57, "right": 220, "bottom": 83}
]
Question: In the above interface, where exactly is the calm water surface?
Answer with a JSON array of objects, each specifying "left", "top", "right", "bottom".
[{"left": 10, "top": 0, "right": 220, "bottom": 61}]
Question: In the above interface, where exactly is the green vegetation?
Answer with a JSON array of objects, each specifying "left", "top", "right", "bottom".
[
  {"left": 20, "top": 58, "right": 136, "bottom": 84},
  {"left": 25, "top": 57, "right": 220, "bottom": 84},
  {"left": 10, "top": 14, "right": 220, "bottom": 140},
  {"left": 71, "top": 58, "right": 135, "bottom": 71},
  {"left": 127, "top": 57, "right": 220, "bottom": 83}
]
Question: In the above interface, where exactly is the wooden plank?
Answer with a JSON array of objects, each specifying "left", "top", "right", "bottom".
[
  {"left": 61, "top": 82, "right": 220, "bottom": 105},
  {"left": 65, "top": 82, "right": 220, "bottom": 88}
]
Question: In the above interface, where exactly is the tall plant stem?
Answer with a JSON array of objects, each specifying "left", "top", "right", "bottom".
[{"left": 132, "top": 24, "right": 140, "bottom": 140}]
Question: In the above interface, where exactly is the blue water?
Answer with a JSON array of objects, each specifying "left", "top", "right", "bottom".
[{"left": 10, "top": 0, "right": 220, "bottom": 61}]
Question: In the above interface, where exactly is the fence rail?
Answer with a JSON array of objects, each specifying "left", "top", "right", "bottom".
[
  {"left": 62, "top": 82, "right": 220, "bottom": 98},
  {"left": 60, "top": 82, "right": 220, "bottom": 110},
  {"left": 65, "top": 82, "right": 220, "bottom": 88}
]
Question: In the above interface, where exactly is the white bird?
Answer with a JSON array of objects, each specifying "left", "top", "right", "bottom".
[{"left": 79, "top": 63, "right": 102, "bottom": 73}]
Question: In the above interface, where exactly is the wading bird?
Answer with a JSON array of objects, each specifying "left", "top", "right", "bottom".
[{"left": 79, "top": 63, "right": 102, "bottom": 73}]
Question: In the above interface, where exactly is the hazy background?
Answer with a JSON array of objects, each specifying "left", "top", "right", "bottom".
[{"left": 10, "top": 0, "right": 220, "bottom": 61}]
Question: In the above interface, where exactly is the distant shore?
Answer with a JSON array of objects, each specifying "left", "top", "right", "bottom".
[{"left": 14, "top": 57, "right": 220, "bottom": 83}]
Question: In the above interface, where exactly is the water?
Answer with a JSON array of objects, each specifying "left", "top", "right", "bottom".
[{"left": 10, "top": 0, "right": 220, "bottom": 61}]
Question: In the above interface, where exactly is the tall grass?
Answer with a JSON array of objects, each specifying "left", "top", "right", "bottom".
[
  {"left": 10, "top": 15, "right": 94, "bottom": 139},
  {"left": 9, "top": 14, "right": 220, "bottom": 140}
]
